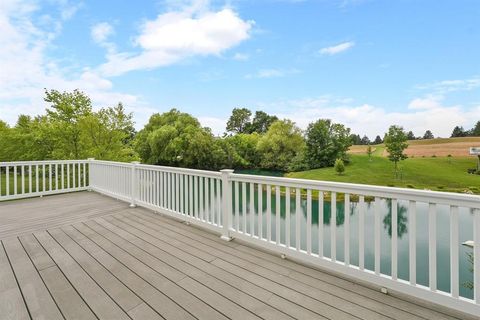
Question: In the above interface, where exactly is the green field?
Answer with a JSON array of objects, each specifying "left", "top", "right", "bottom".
[{"left": 287, "top": 154, "right": 480, "bottom": 194}]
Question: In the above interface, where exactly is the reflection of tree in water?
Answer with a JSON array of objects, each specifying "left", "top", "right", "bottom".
[
  {"left": 383, "top": 200, "right": 408, "bottom": 238},
  {"left": 322, "top": 201, "right": 353, "bottom": 226}
]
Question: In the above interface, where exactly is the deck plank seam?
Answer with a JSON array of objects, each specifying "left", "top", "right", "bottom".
[
  {"left": 96, "top": 216, "right": 287, "bottom": 320},
  {"left": 102, "top": 215, "right": 344, "bottom": 320},
  {"left": 57, "top": 225, "right": 167, "bottom": 317},
  {"left": 118, "top": 212, "right": 381, "bottom": 320},
  {"left": 71, "top": 222, "right": 200, "bottom": 320},
  {"left": 1, "top": 241, "right": 33, "bottom": 320},
  {"left": 17, "top": 236, "right": 67, "bottom": 320},
  {"left": 82, "top": 220, "right": 245, "bottom": 320},
  {"left": 46, "top": 228, "right": 142, "bottom": 317},
  {"left": 31, "top": 232, "right": 101, "bottom": 320}
]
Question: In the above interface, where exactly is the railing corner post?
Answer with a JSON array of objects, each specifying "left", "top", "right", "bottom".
[
  {"left": 87, "top": 158, "right": 95, "bottom": 191},
  {"left": 220, "top": 169, "right": 234, "bottom": 241},
  {"left": 130, "top": 161, "right": 140, "bottom": 208}
]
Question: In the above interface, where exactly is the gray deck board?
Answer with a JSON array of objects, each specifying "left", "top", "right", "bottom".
[
  {"left": 2, "top": 237, "right": 63, "bottom": 320},
  {"left": 0, "top": 191, "right": 472, "bottom": 320}
]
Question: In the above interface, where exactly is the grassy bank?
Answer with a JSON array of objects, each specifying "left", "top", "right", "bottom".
[{"left": 287, "top": 154, "right": 480, "bottom": 194}]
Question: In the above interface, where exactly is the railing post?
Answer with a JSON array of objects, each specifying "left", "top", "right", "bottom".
[
  {"left": 87, "top": 158, "right": 95, "bottom": 191},
  {"left": 130, "top": 161, "right": 140, "bottom": 208},
  {"left": 220, "top": 169, "right": 234, "bottom": 241}
]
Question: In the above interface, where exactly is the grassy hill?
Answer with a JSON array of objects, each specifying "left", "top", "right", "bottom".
[{"left": 288, "top": 138, "right": 480, "bottom": 194}]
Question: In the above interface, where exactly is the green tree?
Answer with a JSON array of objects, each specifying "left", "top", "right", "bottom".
[
  {"left": 225, "top": 133, "right": 261, "bottom": 168},
  {"left": 360, "top": 135, "right": 370, "bottom": 145},
  {"left": 44, "top": 89, "right": 93, "bottom": 158},
  {"left": 451, "top": 126, "right": 467, "bottom": 138},
  {"left": 256, "top": 120, "right": 305, "bottom": 171},
  {"left": 350, "top": 134, "right": 362, "bottom": 145},
  {"left": 80, "top": 103, "right": 137, "bottom": 161},
  {"left": 471, "top": 121, "right": 480, "bottom": 136},
  {"left": 366, "top": 144, "right": 373, "bottom": 161},
  {"left": 304, "top": 119, "right": 352, "bottom": 169},
  {"left": 135, "top": 109, "right": 218, "bottom": 169},
  {"left": 384, "top": 125, "right": 408, "bottom": 176},
  {"left": 406, "top": 131, "right": 416, "bottom": 140},
  {"left": 247, "top": 111, "right": 278, "bottom": 134},
  {"left": 334, "top": 158, "right": 345, "bottom": 175},
  {"left": 423, "top": 130, "right": 434, "bottom": 139},
  {"left": 226, "top": 108, "right": 252, "bottom": 134},
  {"left": 374, "top": 135, "right": 383, "bottom": 144}
]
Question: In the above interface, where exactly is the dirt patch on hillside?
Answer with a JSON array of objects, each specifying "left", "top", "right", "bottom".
[
  {"left": 404, "top": 141, "right": 479, "bottom": 157},
  {"left": 348, "top": 137, "right": 480, "bottom": 157}
]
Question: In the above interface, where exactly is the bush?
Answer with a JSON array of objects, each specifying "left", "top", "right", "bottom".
[
  {"left": 334, "top": 159, "right": 345, "bottom": 175},
  {"left": 406, "top": 184, "right": 415, "bottom": 189}
]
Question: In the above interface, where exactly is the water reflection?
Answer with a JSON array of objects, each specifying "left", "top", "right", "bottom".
[
  {"left": 383, "top": 200, "right": 408, "bottom": 238},
  {"left": 229, "top": 186, "right": 474, "bottom": 299}
]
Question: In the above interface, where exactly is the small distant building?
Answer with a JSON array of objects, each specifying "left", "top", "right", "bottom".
[{"left": 470, "top": 147, "right": 480, "bottom": 170}]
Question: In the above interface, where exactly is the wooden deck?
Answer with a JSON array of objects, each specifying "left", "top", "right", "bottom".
[{"left": 0, "top": 192, "right": 472, "bottom": 320}]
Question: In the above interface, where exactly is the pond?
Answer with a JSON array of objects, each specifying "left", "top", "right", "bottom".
[{"left": 229, "top": 187, "right": 475, "bottom": 299}]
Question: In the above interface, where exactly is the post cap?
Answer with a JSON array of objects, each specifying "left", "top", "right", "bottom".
[
  {"left": 87, "top": 158, "right": 95, "bottom": 161},
  {"left": 131, "top": 161, "right": 141, "bottom": 164},
  {"left": 220, "top": 169, "right": 235, "bottom": 174}
]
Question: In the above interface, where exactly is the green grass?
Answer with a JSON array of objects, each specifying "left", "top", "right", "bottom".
[
  {"left": 287, "top": 155, "right": 480, "bottom": 194},
  {"left": 1, "top": 172, "right": 85, "bottom": 197}
]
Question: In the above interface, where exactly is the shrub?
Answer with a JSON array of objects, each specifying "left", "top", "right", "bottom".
[
  {"left": 334, "top": 158, "right": 345, "bottom": 175},
  {"left": 406, "top": 184, "right": 415, "bottom": 189}
]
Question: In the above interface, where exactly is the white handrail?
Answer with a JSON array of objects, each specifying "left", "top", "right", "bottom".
[
  {"left": 0, "top": 160, "right": 89, "bottom": 201},
  {"left": 1, "top": 159, "right": 479, "bottom": 317}
]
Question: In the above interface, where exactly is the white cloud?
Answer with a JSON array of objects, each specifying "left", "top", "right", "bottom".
[
  {"left": 253, "top": 96, "right": 479, "bottom": 139},
  {"left": 319, "top": 41, "right": 355, "bottom": 55},
  {"left": 197, "top": 116, "right": 227, "bottom": 135},
  {"left": 416, "top": 76, "right": 480, "bottom": 94},
  {"left": 245, "top": 68, "right": 299, "bottom": 79},
  {"left": 99, "top": 5, "right": 253, "bottom": 76},
  {"left": 233, "top": 52, "right": 249, "bottom": 61},
  {"left": 407, "top": 96, "right": 443, "bottom": 110},
  {"left": 0, "top": 0, "right": 146, "bottom": 128},
  {"left": 91, "top": 22, "right": 114, "bottom": 44}
]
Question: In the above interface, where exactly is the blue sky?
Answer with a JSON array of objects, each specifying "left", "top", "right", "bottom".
[{"left": 1, "top": 0, "right": 479, "bottom": 138}]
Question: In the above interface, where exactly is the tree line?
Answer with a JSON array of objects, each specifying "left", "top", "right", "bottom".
[{"left": 1, "top": 89, "right": 476, "bottom": 173}]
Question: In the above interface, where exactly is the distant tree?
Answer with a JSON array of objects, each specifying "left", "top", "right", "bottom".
[
  {"left": 256, "top": 120, "right": 305, "bottom": 171},
  {"left": 360, "top": 135, "right": 370, "bottom": 145},
  {"left": 247, "top": 111, "right": 278, "bottom": 134},
  {"left": 224, "top": 133, "right": 261, "bottom": 168},
  {"left": 366, "top": 145, "right": 373, "bottom": 161},
  {"left": 451, "top": 126, "right": 467, "bottom": 138},
  {"left": 350, "top": 134, "right": 362, "bottom": 145},
  {"left": 305, "top": 119, "right": 352, "bottom": 169},
  {"left": 80, "top": 103, "right": 137, "bottom": 161},
  {"left": 374, "top": 135, "right": 383, "bottom": 144},
  {"left": 423, "top": 130, "right": 434, "bottom": 139},
  {"left": 384, "top": 125, "right": 408, "bottom": 176},
  {"left": 471, "top": 121, "right": 480, "bottom": 136},
  {"left": 406, "top": 131, "right": 416, "bottom": 140},
  {"left": 44, "top": 89, "right": 92, "bottom": 158},
  {"left": 226, "top": 108, "right": 252, "bottom": 134},
  {"left": 135, "top": 109, "right": 216, "bottom": 169},
  {"left": 334, "top": 159, "right": 345, "bottom": 175}
]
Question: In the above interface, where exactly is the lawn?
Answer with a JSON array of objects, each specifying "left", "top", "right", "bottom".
[{"left": 287, "top": 154, "right": 480, "bottom": 194}]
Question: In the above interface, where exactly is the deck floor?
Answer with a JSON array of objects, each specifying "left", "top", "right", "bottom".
[{"left": 0, "top": 192, "right": 469, "bottom": 320}]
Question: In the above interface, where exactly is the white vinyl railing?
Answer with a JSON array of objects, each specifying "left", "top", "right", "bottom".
[
  {"left": 0, "top": 160, "right": 90, "bottom": 201},
  {"left": 1, "top": 159, "right": 479, "bottom": 317}
]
